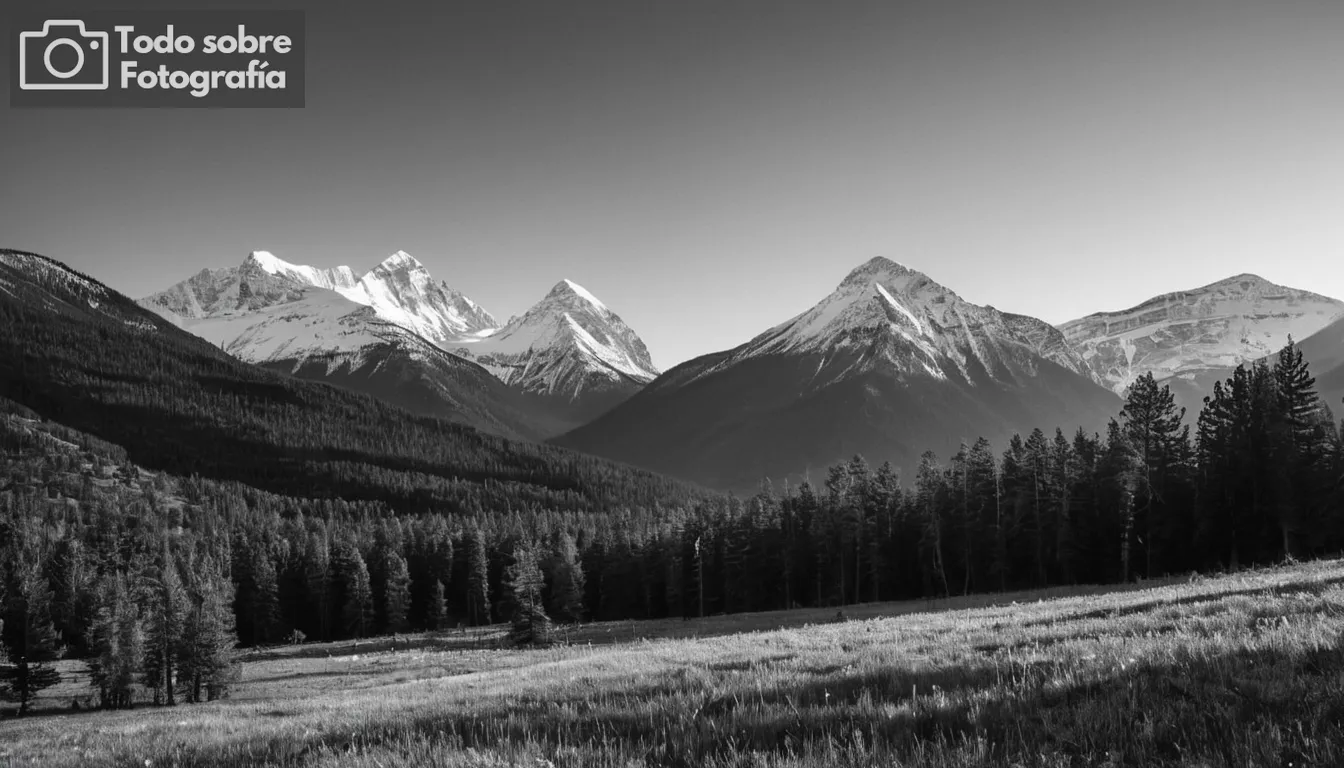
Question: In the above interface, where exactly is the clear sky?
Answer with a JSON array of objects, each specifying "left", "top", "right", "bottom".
[{"left": 4, "top": 0, "right": 1344, "bottom": 371}]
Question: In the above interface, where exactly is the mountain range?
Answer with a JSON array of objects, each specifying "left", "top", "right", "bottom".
[
  {"left": 140, "top": 250, "right": 657, "bottom": 438},
  {"left": 42, "top": 247, "right": 1344, "bottom": 494},
  {"left": 556, "top": 257, "right": 1125, "bottom": 490}
]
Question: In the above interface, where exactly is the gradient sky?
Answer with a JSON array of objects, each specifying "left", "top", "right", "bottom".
[{"left": 4, "top": 0, "right": 1344, "bottom": 371}]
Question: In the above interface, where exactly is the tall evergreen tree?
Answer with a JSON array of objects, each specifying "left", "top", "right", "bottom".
[
  {"left": 427, "top": 580, "right": 448, "bottom": 631},
  {"left": 0, "top": 542, "right": 64, "bottom": 713},
  {"left": 1272, "top": 338, "right": 1328, "bottom": 556},
  {"left": 503, "top": 543, "right": 550, "bottom": 645},
  {"left": 1119, "top": 373, "right": 1188, "bottom": 578},
  {"left": 88, "top": 571, "right": 144, "bottom": 709},
  {"left": 141, "top": 554, "right": 188, "bottom": 705},
  {"left": 464, "top": 529, "right": 491, "bottom": 626},
  {"left": 381, "top": 551, "right": 412, "bottom": 634},
  {"left": 336, "top": 543, "right": 374, "bottom": 639},
  {"left": 543, "top": 532, "right": 586, "bottom": 624},
  {"left": 178, "top": 554, "right": 238, "bottom": 702},
  {"left": 915, "top": 451, "right": 950, "bottom": 598}
]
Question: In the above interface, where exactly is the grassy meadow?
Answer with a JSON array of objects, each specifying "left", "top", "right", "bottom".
[{"left": 3, "top": 561, "right": 1344, "bottom": 767}]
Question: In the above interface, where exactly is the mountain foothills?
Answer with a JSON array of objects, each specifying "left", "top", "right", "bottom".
[
  {"left": 557, "top": 257, "right": 1124, "bottom": 491},
  {"left": 1061, "top": 274, "right": 1344, "bottom": 417},
  {"left": 140, "top": 250, "right": 657, "bottom": 437}
]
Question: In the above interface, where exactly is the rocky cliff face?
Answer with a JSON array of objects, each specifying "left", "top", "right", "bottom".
[{"left": 1059, "top": 274, "right": 1344, "bottom": 396}]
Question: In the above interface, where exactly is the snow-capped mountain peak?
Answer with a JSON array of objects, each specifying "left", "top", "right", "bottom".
[
  {"left": 456, "top": 280, "right": 658, "bottom": 401},
  {"left": 339, "top": 250, "right": 496, "bottom": 344},
  {"left": 700, "top": 256, "right": 1092, "bottom": 388},
  {"left": 839, "top": 256, "right": 918, "bottom": 285},
  {"left": 245, "top": 249, "right": 292, "bottom": 272},
  {"left": 547, "top": 278, "right": 608, "bottom": 311}
]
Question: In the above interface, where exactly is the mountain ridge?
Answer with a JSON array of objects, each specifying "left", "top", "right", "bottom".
[{"left": 1058, "top": 272, "right": 1344, "bottom": 410}]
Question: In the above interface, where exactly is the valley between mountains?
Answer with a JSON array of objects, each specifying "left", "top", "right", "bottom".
[
  {"left": 137, "top": 250, "right": 1344, "bottom": 492},
  {"left": 4, "top": 246, "right": 1344, "bottom": 764}
]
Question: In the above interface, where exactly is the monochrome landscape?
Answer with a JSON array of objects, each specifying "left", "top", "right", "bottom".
[{"left": 4, "top": 2, "right": 1344, "bottom": 767}]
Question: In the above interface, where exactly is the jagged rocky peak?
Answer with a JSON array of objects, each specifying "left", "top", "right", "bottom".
[
  {"left": 541, "top": 278, "right": 610, "bottom": 311},
  {"left": 369, "top": 249, "right": 426, "bottom": 275},
  {"left": 835, "top": 256, "right": 966, "bottom": 312},
  {"left": 840, "top": 256, "right": 920, "bottom": 285},
  {"left": 244, "top": 249, "right": 361, "bottom": 292},
  {"left": 142, "top": 249, "right": 498, "bottom": 344}
]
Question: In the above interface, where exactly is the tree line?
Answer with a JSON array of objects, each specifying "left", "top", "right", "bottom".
[{"left": 3, "top": 339, "right": 1342, "bottom": 712}]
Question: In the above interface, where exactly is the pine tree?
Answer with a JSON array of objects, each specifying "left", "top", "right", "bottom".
[
  {"left": 915, "top": 451, "right": 950, "bottom": 598},
  {"left": 464, "top": 530, "right": 491, "bottom": 626},
  {"left": 1023, "top": 428, "right": 1053, "bottom": 586},
  {"left": 141, "top": 554, "right": 188, "bottom": 705},
  {"left": 867, "top": 463, "right": 901, "bottom": 603},
  {"left": 0, "top": 545, "right": 64, "bottom": 713},
  {"left": 1104, "top": 418, "right": 1141, "bottom": 581},
  {"left": 337, "top": 544, "right": 374, "bottom": 639},
  {"left": 504, "top": 543, "right": 551, "bottom": 645},
  {"left": 543, "top": 533, "right": 586, "bottom": 624},
  {"left": 241, "top": 544, "right": 281, "bottom": 646},
  {"left": 303, "top": 532, "right": 333, "bottom": 642},
  {"left": 1272, "top": 338, "right": 1327, "bottom": 556},
  {"left": 964, "top": 439, "right": 997, "bottom": 593},
  {"left": 45, "top": 538, "right": 95, "bottom": 658},
  {"left": 1050, "top": 429, "right": 1080, "bottom": 585},
  {"left": 178, "top": 554, "right": 238, "bottom": 703},
  {"left": 382, "top": 551, "right": 411, "bottom": 634},
  {"left": 427, "top": 580, "right": 448, "bottom": 631},
  {"left": 1119, "top": 373, "right": 1187, "bottom": 578},
  {"left": 997, "top": 435, "right": 1028, "bottom": 589},
  {"left": 88, "top": 571, "right": 144, "bottom": 709}
]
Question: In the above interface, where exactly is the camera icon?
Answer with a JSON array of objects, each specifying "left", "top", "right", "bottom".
[{"left": 18, "top": 20, "right": 109, "bottom": 90}]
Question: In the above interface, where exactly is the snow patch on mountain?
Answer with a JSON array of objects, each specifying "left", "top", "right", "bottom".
[
  {"left": 180, "top": 289, "right": 411, "bottom": 375},
  {"left": 247, "top": 250, "right": 360, "bottom": 293},
  {"left": 243, "top": 249, "right": 498, "bottom": 345}
]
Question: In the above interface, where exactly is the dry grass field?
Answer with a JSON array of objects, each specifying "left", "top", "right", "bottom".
[{"left": 3, "top": 561, "right": 1343, "bottom": 767}]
